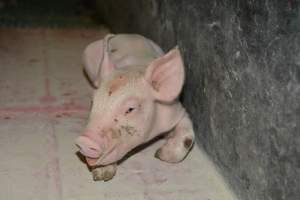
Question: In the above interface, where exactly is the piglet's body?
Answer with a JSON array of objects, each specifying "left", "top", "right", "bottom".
[{"left": 76, "top": 34, "right": 195, "bottom": 181}]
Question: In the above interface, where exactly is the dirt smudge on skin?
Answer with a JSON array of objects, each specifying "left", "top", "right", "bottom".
[
  {"left": 111, "top": 129, "right": 121, "bottom": 139},
  {"left": 107, "top": 75, "right": 128, "bottom": 96},
  {"left": 120, "top": 125, "right": 137, "bottom": 136},
  {"left": 151, "top": 80, "right": 160, "bottom": 91},
  {"left": 184, "top": 138, "right": 193, "bottom": 149}
]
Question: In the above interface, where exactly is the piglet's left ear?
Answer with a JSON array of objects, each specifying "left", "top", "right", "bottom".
[{"left": 145, "top": 47, "right": 185, "bottom": 102}]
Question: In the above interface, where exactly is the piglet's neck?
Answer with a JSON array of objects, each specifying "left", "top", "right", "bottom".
[{"left": 149, "top": 101, "right": 186, "bottom": 140}]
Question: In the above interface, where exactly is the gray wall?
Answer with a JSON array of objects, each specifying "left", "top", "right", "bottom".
[{"left": 96, "top": 1, "right": 300, "bottom": 200}]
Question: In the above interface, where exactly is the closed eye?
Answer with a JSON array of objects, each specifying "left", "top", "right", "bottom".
[{"left": 125, "top": 107, "right": 135, "bottom": 115}]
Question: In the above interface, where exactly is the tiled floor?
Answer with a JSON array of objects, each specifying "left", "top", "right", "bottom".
[{"left": 0, "top": 28, "right": 237, "bottom": 200}]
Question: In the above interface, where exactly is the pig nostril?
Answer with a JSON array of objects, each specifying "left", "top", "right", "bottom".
[
  {"left": 75, "top": 136, "right": 103, "bottom": 158},
  {"left": 77, "top": 145, "right": 101, "bottom": 158}
]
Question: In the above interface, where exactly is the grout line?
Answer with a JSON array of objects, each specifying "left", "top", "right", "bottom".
[
  {"left": 40, "top": 29, "right": 57, "bottom": 104},
  {"left": 45, "top": 119, "right": 63, "bottom": 200}
]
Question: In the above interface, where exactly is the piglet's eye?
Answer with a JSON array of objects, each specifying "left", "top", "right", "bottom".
[{"left": 125, "top": 107, "right": 135, "bottom": 114}]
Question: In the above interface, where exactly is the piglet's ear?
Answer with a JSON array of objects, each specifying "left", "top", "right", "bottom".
[
  {"left": 145, "top": 47, "right": 185, "bottom": 102},
  {"left": 82, "top": 34, "right": 115, "bottom": 88}
]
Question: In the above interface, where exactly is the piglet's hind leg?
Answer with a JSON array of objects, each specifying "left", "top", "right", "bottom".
[{"left": 155, "top": 114, "right": 195, "bottom": 163}]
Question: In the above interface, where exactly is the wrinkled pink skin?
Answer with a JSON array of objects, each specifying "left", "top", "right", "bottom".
[{"left": 75, "top": 34, "right": 195, "bottom": 181}]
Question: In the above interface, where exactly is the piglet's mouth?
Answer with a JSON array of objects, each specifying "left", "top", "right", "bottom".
[
  {"left": 84, "top": 144, "right": 117, "bottom": 167},
  {"left": 76, "top": 135, "right": 118, "bottom": 167}
]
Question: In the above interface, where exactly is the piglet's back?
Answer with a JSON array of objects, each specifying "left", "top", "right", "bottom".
[{"left": 107, "top": 34, "right": 164, "bottom": 69}]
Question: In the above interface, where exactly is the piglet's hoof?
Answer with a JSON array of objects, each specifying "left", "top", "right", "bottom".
[{"left": 92, "top": 164, "right": 117, "bottom": 182}]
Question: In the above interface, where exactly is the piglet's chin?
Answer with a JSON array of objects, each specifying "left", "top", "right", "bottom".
[{"left": 85, "top": 157, "right": 99, "bottom": 166}]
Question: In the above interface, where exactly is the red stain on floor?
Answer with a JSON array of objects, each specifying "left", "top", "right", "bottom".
[
  {"left": 40, "top": 78, "right": 57, "bottom": 103},
  {"left": 0, "top": 104, "right": 87, "bottom": 114}
]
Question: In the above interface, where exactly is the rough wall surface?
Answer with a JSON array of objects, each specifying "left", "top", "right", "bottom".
[{"left": 96, "top": 1, "right": 300, "bottom": 200}]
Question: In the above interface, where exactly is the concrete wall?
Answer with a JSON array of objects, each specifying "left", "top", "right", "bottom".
[{"left": 96, "top": 1, "right": 300, "bottom": 199}]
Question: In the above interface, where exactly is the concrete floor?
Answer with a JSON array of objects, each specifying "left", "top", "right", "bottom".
[{"left": 0, "top": 28, "right": 237, "bottom": 200}]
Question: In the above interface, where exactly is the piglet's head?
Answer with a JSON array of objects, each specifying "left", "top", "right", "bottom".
[{"left": 76, "top": 35, "right": 185, "bottom": 166}]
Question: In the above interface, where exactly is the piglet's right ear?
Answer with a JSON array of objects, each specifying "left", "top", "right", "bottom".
[{"left": 82, "top": 34, "right": 115, "bottom": 88}]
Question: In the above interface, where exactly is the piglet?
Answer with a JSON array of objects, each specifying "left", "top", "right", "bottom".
[{"left": 75, "top": 34, "right": 195, "bottom": 181}]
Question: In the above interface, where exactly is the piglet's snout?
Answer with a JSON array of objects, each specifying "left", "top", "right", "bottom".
[{"left": 75, "top": 136, "right": 103, "bottom": 158}]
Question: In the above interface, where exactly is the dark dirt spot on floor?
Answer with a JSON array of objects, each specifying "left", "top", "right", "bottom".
[
  {"left": 28, "top": 58, "right": 39, "bottom": 63},
  {"left": 62, "top": 92, "right": 72, "bottom": 96}
]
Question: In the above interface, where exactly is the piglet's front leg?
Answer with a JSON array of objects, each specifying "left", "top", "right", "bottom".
[
  {"left": 92, "top": 164, "right": 117, "bottom": 181},
  {"left": 155, "top": 113, "right": 195, "bottom": 163}
]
